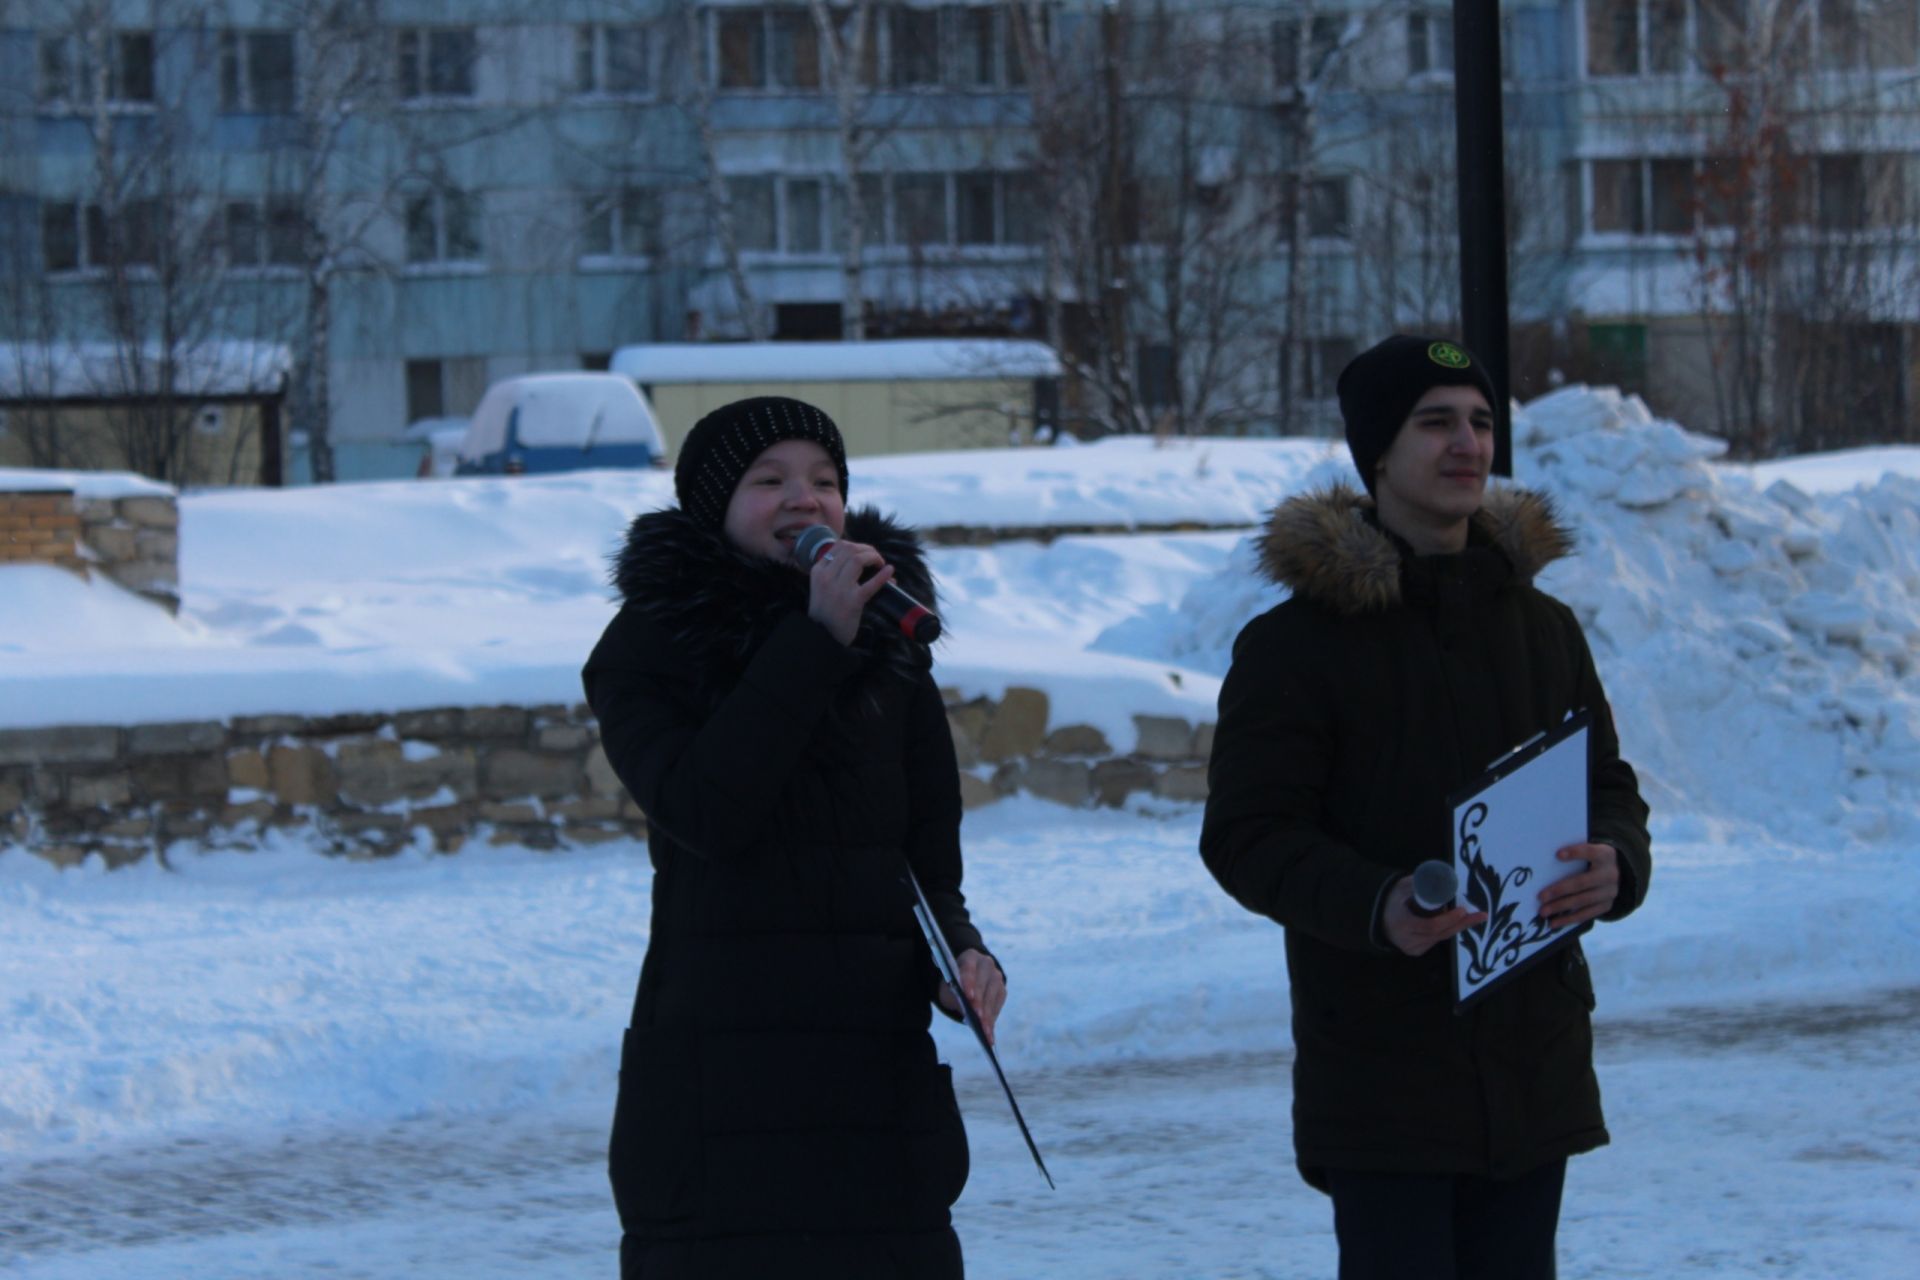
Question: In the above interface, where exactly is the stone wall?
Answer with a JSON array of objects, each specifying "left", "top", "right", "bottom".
[
  {"left": 0, "top": 489, "right": 181, "bottom": 612},
  {"left": 942, "top": 685, "right": 1213, "bottom": 809},
  {"left": 0, "top": 689, "right": 1213, "bottom": 870}
]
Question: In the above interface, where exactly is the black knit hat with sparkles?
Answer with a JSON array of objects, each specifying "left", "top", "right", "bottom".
[
  {"left": 673, "top": 395, "right": 850, "bottom": 530},
  {"left": 1337, "top": 335, "right": 1498, "bottom": 495}
]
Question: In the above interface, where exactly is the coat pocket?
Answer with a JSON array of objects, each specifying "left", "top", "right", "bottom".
[
  {"left": 900, "top": 1062, "right": 971, "bottom": 1219},
  {"left": 608, "top": 1026, "right": 703, "bottom": 1228},
  {"left": 1558, "top": 945, "right": 1597, "bottom": 1012}
]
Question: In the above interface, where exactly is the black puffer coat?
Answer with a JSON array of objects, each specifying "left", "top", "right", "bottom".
[
  {"left": 582, "top": 506, "right": 984, "bottom": 1279},
  {"left": 1200, "top": 485, "right": 1652, "bottom": 1190}
]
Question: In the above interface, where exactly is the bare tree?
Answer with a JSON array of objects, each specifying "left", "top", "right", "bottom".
[
  {"left": 808, "top": 0, "right": 880, "bottom": 339},
  {"left": 10, "top": 1, "right": 277, "bottom": 483},
  {"left": 1656, "top": 0, "right": 1917, "bottom": 454},
  {"left": 680, "top": 4, "right": 766, "bottom": 340}
]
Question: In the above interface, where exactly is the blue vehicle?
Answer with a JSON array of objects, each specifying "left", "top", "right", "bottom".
[{"left": 453, "top": 373, "right": 666, "bottom": 476}]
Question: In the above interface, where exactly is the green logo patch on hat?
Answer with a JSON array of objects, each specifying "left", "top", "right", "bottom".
[{"left": 1427, "top": 341, "right": 1470, "bottom": 369}]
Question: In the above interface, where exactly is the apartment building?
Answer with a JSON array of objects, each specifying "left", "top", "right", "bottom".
[{"left": 0, "top": 1, "right": 1913, "bottom": 482}]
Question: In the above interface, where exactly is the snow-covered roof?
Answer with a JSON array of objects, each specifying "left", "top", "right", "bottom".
[
  {"left": 0, "top": 340, "right": 293, "bottom": 401},
  {"left": 458, "top": 373, "right": 664, "bottom": 459},
  {"left": 0, "top": 466, "right": 176, "bottom": 499},
  {"left": 612, "top": 339, "right": 1063, "bottom": 385},
  {"left": 399, "top": 416, "right": 471, "bottom": 443}
]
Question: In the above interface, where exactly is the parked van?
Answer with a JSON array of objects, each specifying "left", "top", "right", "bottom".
[
  {"left": 609, "top": 340, "right": 1061, "bottom": 460},
  {"left": 454, "top": 372, "right": 666, "bottom": 475}
]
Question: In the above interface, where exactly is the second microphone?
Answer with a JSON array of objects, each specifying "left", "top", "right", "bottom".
[{"left": 792, "top": 524, "right": 943, "bottom": 644}]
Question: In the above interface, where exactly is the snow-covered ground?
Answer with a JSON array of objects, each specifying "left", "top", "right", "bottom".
[{"left": 3, "top": 386, "right": 1919, "bottom": 1275}]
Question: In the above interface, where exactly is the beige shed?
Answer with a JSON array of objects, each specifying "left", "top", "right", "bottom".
[{"left": 610, "top": 340, "right": 1062, "bottom": 461}]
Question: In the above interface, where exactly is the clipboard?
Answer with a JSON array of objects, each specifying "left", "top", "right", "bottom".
[
  {"left": 1445, "top": 710, "right": 1593, "bottom": 1011},
  {"left": 906, "top": 867, "right": 1055, "bottom": 1189}
]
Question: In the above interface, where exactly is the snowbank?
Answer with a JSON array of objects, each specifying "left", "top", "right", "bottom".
[
  {"left": 0, "top": 466, "right": 173, "bottom": 500},
  {"left": 1097, "top": 386, "right": 1920, "bottom": 847}
]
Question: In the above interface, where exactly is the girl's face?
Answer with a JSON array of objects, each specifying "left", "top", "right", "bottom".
[{"left": 721, "top": 439, "right": 845, "bottom": 563}]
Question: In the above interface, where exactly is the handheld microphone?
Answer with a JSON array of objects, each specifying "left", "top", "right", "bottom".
[
  {"left": 792, "top": 524, "right": 942, "bottom": 644},
  {"left": 1409, "top": 860, "right": 1458, "bottom": 918}
]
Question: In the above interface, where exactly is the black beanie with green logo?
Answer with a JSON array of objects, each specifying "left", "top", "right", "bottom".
[{"left": 1336, "top": 335, "right": 1498, "bottom": 495}]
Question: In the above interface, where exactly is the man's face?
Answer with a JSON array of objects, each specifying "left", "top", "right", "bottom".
[
  {"left": 721, "top": 438, "right": 845, "bottom": 563},
  {"left": 1373, "top": 384, "right": 1495, "bottom": 532}
]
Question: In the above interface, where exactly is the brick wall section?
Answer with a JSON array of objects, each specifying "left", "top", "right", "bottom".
[
  {"left": 0, "top": 492, "right": 84, "bottom": 572},
  {"left": 0, "top": 490, "right": 181, "bottom": 612},
  {"left": 0, "top": 689, "right": 1213, "bottom": 870}
]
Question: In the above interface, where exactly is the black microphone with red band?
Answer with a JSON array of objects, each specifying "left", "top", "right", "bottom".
[{"left": 792, "top": 524, "right": 942, "bottom": 644}]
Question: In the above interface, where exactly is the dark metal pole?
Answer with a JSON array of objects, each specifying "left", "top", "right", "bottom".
[{"left": 1452, "top": 0, "right": 1512, "bottom": 477}]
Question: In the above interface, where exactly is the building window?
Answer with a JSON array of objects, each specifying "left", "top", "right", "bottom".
[
  {"left": 1547, "top": 6, "right": 1907, "bottom": 83},
  {"left": 1274, "top": 11, "right": 1352, "bottom": 89},
  {"left": 1138, "top": 342, "right": 1177, "bottom": 411},
  {"left": 405, "top": 359, "right": 446, "bottom": 423},
  {"left": 1282, "top": 337, "right": 1358, "bottom": 402},
  {"left": 1002, "top": 172, "right": 1042, "bottom": 244},
  {"left": 1406, "top": 11, "right": 1454, "bottom": 77},
  {"left": 398, "top": 28, "right": 476, "bottom": 100},
  {"left": 951, "top": 6, "right": 998, "bottom": 87},
  {"left": 1304, "top": 176, "right": 1351, "bottom": 238},
  {"left": 1818, "top": 0, "right": 1920, "bottom": 71},
  {"left": 1585, "top": 0, "right": 1700, "bottom": 76},
  {"left": 894, "top": 173, "right": 949, "bottom": 245},
  {"left": 582, "top": 188, "right": 664, "bottom": 259},
  {"left": 220, "top": 30, "right": 296, "bottom": 112},
  {"left": 1648, "top": 158, "right": 1696, "bottom": 233},
  {"left": 725, "top": 176, "right": 778, "bottom": 252},
  {"left": 956, "top": 171, "right": 998, "bottom": 245},
  {"left": 770, "top": 9, "right": 822, "bottom": 88},
  {"left": 1582, "top": 0, "right": 1843, "bottom": 77},
  {"left": 785, "top": 177, "right": 828, "bottom": 253},
  {"left": 1308, "top": 14, "right": 1349, "bottom": 85},
  {"left": 1273, "top": 16, "right": 1301, "bottom": 85},
  {"left": 1816, "top": 154, "right": 1867, "bottom": 230},
  {"left": 1589, "top": 159, "right": 1646, "bottom": 233},
  {"left": 577, "top": 24, "right": 650, "bottom": 95},
  {"left": 716, "top": 176, "right": 839, "bottom": 255},
  {"left": 716, "top": 8, "right": 825, "bottom": 90},
  {"left": 37, "top": 32, "right": 155, "bottom": 108},
  {"left": 41, "top": 199, "right": 160, "bottom": 273},
  {"left": 226, "top": 199, "right": 305, "bottom": 268},
  {"left": 716, "top": 10, "right": 767, "bottom": 88},
  {"left": 41, "top": 202, "right": 82, "bottom": 272},
  {"left": 1006, "top": 3, "right": 1045, "bottom": 86},
  {"left": 405, "top": 189, "right": 483, "bottom": 263},
  {"left": 890, "top": 6, "right": 941, "bottom": 87}
]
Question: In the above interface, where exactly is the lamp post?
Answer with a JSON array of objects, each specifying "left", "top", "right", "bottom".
[{"left": 1452, "top": 0, "right": 1512, "bottom": 477}]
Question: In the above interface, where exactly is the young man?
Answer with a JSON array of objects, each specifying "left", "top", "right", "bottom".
[{"left": 1200, "top": 335, "right": 1652, "bottom": 1279}]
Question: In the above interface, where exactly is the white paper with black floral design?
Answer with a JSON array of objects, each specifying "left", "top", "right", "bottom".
[{"left": 1449, "top": 714, "right": 1593, "bottom": 1009}]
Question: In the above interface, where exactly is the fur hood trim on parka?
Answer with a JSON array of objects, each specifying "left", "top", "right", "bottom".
[
  {"left": 1255, "top": 482, "right": 1573, "bottom": 615},
  {"left": 610, "top": 503, "right": 940, "bottom": 686}
]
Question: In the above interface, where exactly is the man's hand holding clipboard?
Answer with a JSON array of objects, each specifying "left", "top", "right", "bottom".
[
  {"left": 1536, "top": 840, "right": 1623, "bottom": 932},
  {"left": 1443, "top": 710, "right": 1609, "bottom": 1009}
]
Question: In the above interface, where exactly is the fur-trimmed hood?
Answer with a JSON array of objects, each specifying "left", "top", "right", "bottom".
[
  {"left": 610, "top": 503, "right": 939, "bottom": 687},
  {"left": 1255, "top": 483, "right": 1572, "bottom": 615}
]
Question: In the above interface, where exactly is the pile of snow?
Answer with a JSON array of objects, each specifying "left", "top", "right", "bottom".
[{"left": 1097, "top": 386, "right": 1920, "bottom": 847}]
